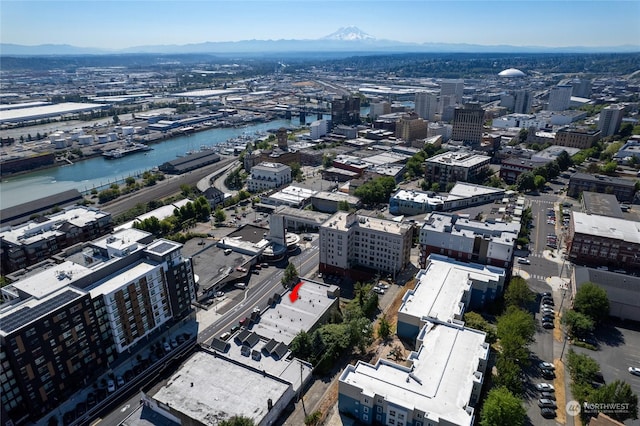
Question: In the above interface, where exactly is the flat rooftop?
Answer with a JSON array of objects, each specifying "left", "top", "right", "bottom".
[
  {"left": 322, "top": 212, "right": 412, "bottom": 236},
  {"left": 399, "top": 256, "right": 505, "bottom": 323},
  {"left": 425, "top": 152, "right": 491, "bottom": 167},
  {"left": 150, "top": 350, "right": 290, "bottom": 425},
  {"left": 5, "top": 260, "right": 91, "bottom": 299},
  {"left": 572, "top": 211, "right": 640, "bottom": 244},
  {"left": 447, "top": 182, "right": 505, "bottom": 199},
  {"left": 248, "top": 280, "right": 338, "bottom": 345},
  {"left": 423, "top": 212, "right": 519, "bottom": 244},
  {"left": 340, "top": 322, "right": 487, "bottom": 425},
  {"left": 581, "top": 192, "right": 624, "bottom": 219}
]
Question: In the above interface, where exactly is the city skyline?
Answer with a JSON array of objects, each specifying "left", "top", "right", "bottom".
[{"left": 1, "top": 0, "right": 639, "bottom": 51}]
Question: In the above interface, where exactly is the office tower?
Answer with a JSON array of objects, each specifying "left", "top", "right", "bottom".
[
  {"left": 547, "top": 85, "right": 573, "bottom": 111},
  {"left": 451, "top": 102, "right": 485, "bottom": 145},
  {"left": 440, "top": 79, "right": 465, "bottom": 103},
  {"left": 414, "top": 92, "right": 438, "bottom": 121},
  {"left": 571, "top": 79, "right": 592, "bottom": 98},
  {"left": 331, "top": 95, "right": 361, "bottom": 126},
  {"left": 514, "top": 90, "right": 533, "bottom": 114},
  {"left": 395, "top": 112, "right": 428, "bottom": 142},
  {"left": 369, "top": 101, "right": 391, "bottom": 120},
  {"left": 598, "top": 104, "right": 625, "bottom": 137},
  {"left": 276, "top": 127, "right": 288, "bottom": 150}
]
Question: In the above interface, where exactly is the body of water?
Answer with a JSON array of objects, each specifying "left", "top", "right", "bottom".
[{"left": 0, "top": 119, "right": 293, "bottom": 209}]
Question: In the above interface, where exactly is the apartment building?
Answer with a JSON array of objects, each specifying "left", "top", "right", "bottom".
[
  {"left": 246, "top": 162, "right": 292, "bottom": 193},
  {"left": 554, "top": 127, "right": 601, "bottom": 149},
  {"left": 424, "top": 151, "right": 491, "bottom": 186},
  {"left": 418, "top": 212, "right": 519, "bottom": 269},
  {"left": 0, "top": 229, "right": 196, "bottom": 423},
  {"left": 318, "top": 212, "right": 412, "bottom": 279},
  {"left": 567, "top": 172, "right": 636, "bottom": 202},
  {"left": 0, "top": 206, "right": 112, "bottom": 274},
  {"left": 568, "top": 212, "right": 640, "bottom": 271}
]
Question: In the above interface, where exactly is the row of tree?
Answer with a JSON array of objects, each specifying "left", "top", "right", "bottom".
[{"left": 133, "top": 196, "right": 211, "bottom": 236}]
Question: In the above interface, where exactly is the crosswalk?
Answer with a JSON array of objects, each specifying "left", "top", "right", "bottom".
[
  {"left": 528, "top": 199, "right": 555, "bottom": 206},
  {"left": 528, "top": 274, "right": 547, "bottom": 281}
]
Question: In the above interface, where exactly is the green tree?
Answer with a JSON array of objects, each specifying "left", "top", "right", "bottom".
[
  {"left": 281, "top": 262, "right": 298, "bottom": 288},
  {"left": 219, "top": 416, "right": 255, "bottom": 426},
  {"left": 534, "top": 174, "right": 547, "bottom": 190},
  {"left": 304, "top": 411, "right": 322, "bottom": 426},
  {"left": 480, "top": 386, "right": 526, "bottom": 426},
  {"left": 497, "top": 306, "right": 536, "bottom": 345},
  {"left": 516, "top": 171, "right": 536, "bottom": 192},
  {"left": 566, "top": 349, "right": 601, "bottom": 385},
  {"left": 573, "top": 282, "right": 610, "bottom": 323},
  {"left": 556, "top": 150, "right": 572, "bottom": 170},
  {"left": 589, "top": 380, "right": 639, "bottom": 422},
  {"left": 214, "top": 207, "right": 226, "bottom": 223},
  {"left": 290, "top": 162, "right": 303, "bottom": 181},
  {"left": 562, "top": 310, "right": 595, "bottom": 337},
  {"left": 494, "top": 357, "right": 524, "bottom": 395},
  {"left": 377, "top": 314, "right": 392, "bottom": 340},
  {"left": 337, "top": 200, "right": 351, "bottom": 211},
  {"left": 290, "top": 330, "right": 313, "bottom": 360},
  {"left": 463, "top": 312, "right": 497, "bottom": 343},
  {"left": 504, "top": 276, "right": 535, "bottom": 309}
]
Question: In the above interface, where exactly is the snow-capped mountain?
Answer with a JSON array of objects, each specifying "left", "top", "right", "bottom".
[{"left": 322, "top": 26, "right": 375, "bottom": 41}]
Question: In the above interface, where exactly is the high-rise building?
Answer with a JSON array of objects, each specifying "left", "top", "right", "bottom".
[
  {"left": 331, "top": 96, "right": 361, "bottom": 127},
  {"left": 440, "top": 79, "right": 465, "bottom": 103},
  {"left": 598, "top": 104, "right": 625, "bottom": 137},
  {"left": 451, "top": 102, "right": 485, "bottom": 145},
  {"left": 0, "top": 229, "right": 196, "bottom": 423},
  {"left": 369, "top": 101, "right": 391, "bottom": 120},
  {"left": 571, "top": 79, "right": 592, "bottom": 98},
  {"left": 513, "top": 90, "right": 533, "bottom": 114},
  {"left": 439, "top": 94, "right": 457, "bottom": 115},
  {"left": 547, "top": 85, "right": 573, "bottom": 111},
  {"left": 395, "top": 112, "right": 427, "bottom": 142},
  {"left": 414, "top": 92, "right": 438, "bottom": 121}
]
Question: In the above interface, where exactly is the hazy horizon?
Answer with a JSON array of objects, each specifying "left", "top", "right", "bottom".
[{"left": 1, "top": 1, "right": 639, "bottom": 50}]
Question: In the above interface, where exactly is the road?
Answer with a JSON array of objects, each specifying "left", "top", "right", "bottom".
[
  {"left": 199, "top": 240, "right": 320, "bottom": 344},
  {"left": 99, "top": 157, "right": 238, "bottom": 217}
]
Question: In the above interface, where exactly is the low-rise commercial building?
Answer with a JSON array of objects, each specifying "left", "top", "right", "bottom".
[
  {"left": 246, "top": 162, "right": 292, "bottom": 193},
  {"left": 567, "top": 173, "right": 636, "bottom": 202},
  {"left": 311, "top": 191, "right": 361, "bottom": 213},
  {"left": 424, "top": 152, "right": 491, "bottom": 186},
  {"left": 567, "top": 212, "right": 640, "bottom": 271},
  {"left": 389, "top": 184, "right": 505, "bottom": 216},
  {"left": 419, "top": 212, "right": 519, "bottom": 269},
  {"left": 554, "top": 127, "right": 601, "bottom": 149}
]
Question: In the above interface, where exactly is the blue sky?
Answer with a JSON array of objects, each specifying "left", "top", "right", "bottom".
[{"left": 1, "top": 1, "right": 639, "bottom": 49}]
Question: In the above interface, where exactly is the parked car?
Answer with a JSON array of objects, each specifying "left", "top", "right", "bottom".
[
  {"left": 303, "top": 235, "right": 313, "bottom": 241},
  {"left": 163, "top": 342, "right": 172, "bottom": 353},
  {"left": 538, "top": 398, "right": 557, "bottom": 409},
  {"left": 215, "top": 291, "right": 225, "bottom": 297},
  {"left": 539, "top": 362, "right": 555, "bottom": 370},
  {"left": 373, "top": 286, "right": 385, "bottom": 295},
  {"left": 170, "top": 339, "right": 178, "bottom": 348},
  {"left": 177, "top": 335, "right": 185, "bottom": 344},
  {"left": 224, "top": 249, "right": 232, "bottom": 255},
  {"left": 220, "top": 332, "right": 231, "bottom": 341},
  {"left": 236, "top": 266, "right": 247, "bottom": 272},
  {"left": 541, "top": 407, "right": 557, "bottom": 418},
  {"left": 261, "top": 263, "right": 269, "bottom": 268},
  {"left": 536, "top": 383, "right": 555, "bottom": 392},
  {"left": 577, "top": 336, "right": 599, "bottom": 347},
  {"left": 107, "top": 379, "right": 116, "bottom": 393},
  {"left": 541, "top": 297, "right": 554, "bottom": 305},
  {"left": 86, "top": 393, "right": 96, "bottom": 408},
  {"left": 116, "top": 375, "right": 125, "bottom": 387},
  {"left": 541, "top": 369, "right": 555, "bottom": 379},
  {"left": 542, "top": 315, "right": 555, "bottom": 323},
  {"left": 629, "top": 367, "right": 640, "bottom": 376},
  {"left": 517, "top": 257, "right": 531, "bottom": 264},
  {"left": 541, "top": 292, "right": 552, "bottom": 298},
  {"left": 542, "top": 321, "right": 554, "bottom": 329},
  {"left": 230, "top": 325, "right": 240, "bottom": 333},
  {"left": 540, "top": 391, "right": 556, "bottom": 400}
]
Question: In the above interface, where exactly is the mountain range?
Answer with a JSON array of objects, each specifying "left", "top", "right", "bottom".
[{"left": 1, "top": 26, "right": 638, "bottom": 56}]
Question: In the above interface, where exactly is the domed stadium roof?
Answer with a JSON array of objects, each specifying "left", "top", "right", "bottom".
[{"left": 498, "top": 68, "right": 526, "bottom": 77}]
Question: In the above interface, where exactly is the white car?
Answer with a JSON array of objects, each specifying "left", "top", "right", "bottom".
[
  {"left": 539, "top": 362, "right": 555, "bottom": 370},
  {"left": 536, "top": 383, "right": 555, "bottom": 392},
  {"left": 517, "top": 257, "right": 531, "bottom": 265},
  {"left": 373, "top": 286, "right": 385, "bottom": 295},
  {"left": 116, "top": 375, "right": 125, "bottom": 387},
  {"left": 107, "top": 379, "right": 116, "bottom": 393},
  {"left": 215, "top": 291, "right": 225, "bottom": 298},
  {"left": 629, "top": 367, "right": 640, "bottom": 376}
]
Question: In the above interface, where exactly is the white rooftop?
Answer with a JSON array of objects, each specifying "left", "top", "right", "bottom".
[
  {"left": 1, "top": 206, "right": 109, "bottom": 245},
  {"left": 87, "top": 260, "right": 160, "bottom": 298},
  {"left": 6, "top": 260, "right": 92, "bottom": 299},
  {"left": 322, "top": 212, "right": 412, "bottom": 236},
  {"left": 447, "top": 182, "right": 505, "bottom": 199},
  {"left": 399, "top": 256, "right": 505, "bottom": 323},
  {"left": 572, "top": 211, "right": 640, "bottom": 244},
  {"left": 425, "top": 152, "right": 491, "bottom": 168},
  {"left": 151, "top": 351, "right": 290, "bottom": 425},
  {"left": 340, "top": 323, "right": 487, "bottom": 425}
]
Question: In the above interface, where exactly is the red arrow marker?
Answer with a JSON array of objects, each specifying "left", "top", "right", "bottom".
[{"left": 289, "top": 281, "right": 303, "bottom": 303}]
